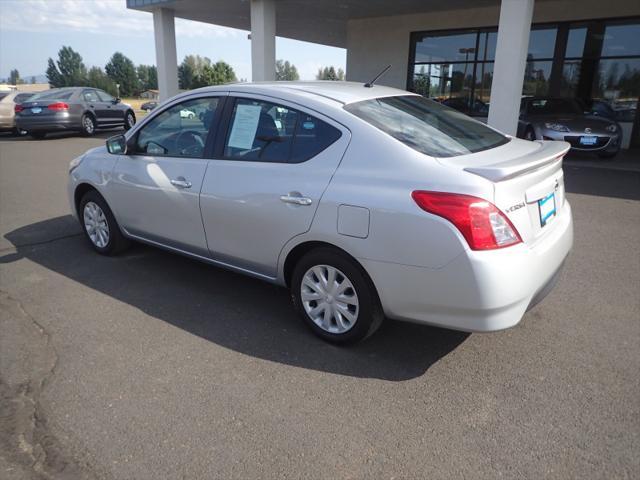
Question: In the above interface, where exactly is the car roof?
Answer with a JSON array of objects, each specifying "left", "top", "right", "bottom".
[{"left": 190, "top": 81, "right": 413, "bottom": 106}]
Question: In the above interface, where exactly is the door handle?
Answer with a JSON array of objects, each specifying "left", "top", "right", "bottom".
[
  {"left": 171, "top": 178, "right": 192, "bottom": 189},
  {"left": 280, "top": 194, "right": 312, "bottom": 206}
]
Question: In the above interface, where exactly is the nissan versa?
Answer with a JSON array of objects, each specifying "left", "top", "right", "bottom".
[{"left": 68, "top": 82, "right": 573, "bottom": 344}]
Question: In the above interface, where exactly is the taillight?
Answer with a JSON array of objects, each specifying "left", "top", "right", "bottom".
[
  {"left": 411, "top": 191, "right": 522, "bottom": 250},
  {"left": 48, "top": 102, "right": 69, "bottom": 111},
  {"left": 14, "top": 105, "right": 23, "bottom": 113}
]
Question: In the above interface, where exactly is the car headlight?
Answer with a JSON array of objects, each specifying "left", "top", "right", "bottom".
[
  {"left": 606, "top": 124, "right": 618, "bottom": 133},
  {"left": 69, "top": 155, "right": 84, "bottom": 173},
  {"left": 544, "top": 122, "right": 570, "bottom": 132}
]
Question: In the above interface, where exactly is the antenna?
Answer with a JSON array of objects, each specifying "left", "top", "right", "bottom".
[{"left": 364, "top": 65, "right": 392, "bottom": 88}]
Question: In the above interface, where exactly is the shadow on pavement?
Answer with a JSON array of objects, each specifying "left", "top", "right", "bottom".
[
  {"left": 0, "top": 129, "right": 122, "bottom": 142},
  {"left": 563, "top": 163, "right": 640, "bottom": 201},
  {"left": 1, "top": 216, "right": 468, "bottom": 381}
]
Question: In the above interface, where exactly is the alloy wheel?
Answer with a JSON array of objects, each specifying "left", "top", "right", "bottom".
[
  {"left": 83, "top": 116, "right": 95, "bottom": 134},
  {"left": 301, "top": 265, "right": 359, "bottom": 334},
  {"left": 83, "top": 201, "right": 110, "bottom": 248}
]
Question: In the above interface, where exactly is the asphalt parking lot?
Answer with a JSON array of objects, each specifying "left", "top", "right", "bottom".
[{"left": 1, "top": 131, "right": 639, "bottom": 480}]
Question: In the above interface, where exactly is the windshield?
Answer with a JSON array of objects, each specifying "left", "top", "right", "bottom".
[
  {"left": 526, "top": 98, "right": 583, "bottom": 115},
  {"left": 344, "top": 95, "right": 508, "bottom": 158},
  {"left": 29, "top": 89, "right": 74, "bottom": 101}
]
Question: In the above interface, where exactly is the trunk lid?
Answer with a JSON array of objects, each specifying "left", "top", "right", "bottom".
[{"left": 437, "top": 138, "right": 570, "bottom": 244}]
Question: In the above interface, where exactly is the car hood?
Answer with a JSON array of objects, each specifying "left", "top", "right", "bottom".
[{"left": 527, "top": 114, "right": 616, "bottom": 133}]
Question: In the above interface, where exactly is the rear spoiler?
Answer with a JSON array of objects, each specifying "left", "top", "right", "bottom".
[{"left": 464, "top": 141, "right": 570, "bottom": 182}]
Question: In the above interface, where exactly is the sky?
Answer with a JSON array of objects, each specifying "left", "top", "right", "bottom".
[{"left": 0, "top": 0, "right": 346, "bottom": 82}]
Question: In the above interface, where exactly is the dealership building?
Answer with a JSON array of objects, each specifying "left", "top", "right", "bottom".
[{"left": 127, "top": 0, "right": 640, "bottom": 148}]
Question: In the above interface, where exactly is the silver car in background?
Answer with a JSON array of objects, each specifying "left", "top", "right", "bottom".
[
  {"left": 16, "top": 87, "right": 136, "bottom": 139},
  {"left": 0, "top": 90, "right": 34, "bottom": 135},
  {"left": 517, "top": 97, "right": 621, "bottom": 158},
  {"left": 68, "top": 82, "right": 573, "bottom": 344}
]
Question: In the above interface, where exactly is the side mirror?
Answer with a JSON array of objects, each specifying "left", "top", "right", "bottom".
[
  {"left": 113, "top": 98, "right": 121, "bottom": 104},
  {"left": 106, "top": 134, "right": 127, "bottom": 155}
]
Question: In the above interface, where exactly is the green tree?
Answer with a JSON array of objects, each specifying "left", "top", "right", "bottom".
[
  {"left": 105, "top": 52, "right": 138, "bottom": 97},
  {"left": 275, "top": 60, "right": 299, "bottom": 81},
  {"left": 192, "top": 61, "right": 237, "bottom": 88},
  {"left": 179, "top": 55, "right": 213, "bottom": 89},
  {"left": 137, "top": 65, "right": 158, "bottom": 91},
  {"left": 316, "top": 66, "right": 345, "bottom": 81},
  {"left": 9, "top": 69, "right": 21, "bottom": 85},
  {"left": 87, "top": 67, "right": 118, "bottom": 96},
  {"left": 46, "top": 46, "right": 87, "bottom": 87}
]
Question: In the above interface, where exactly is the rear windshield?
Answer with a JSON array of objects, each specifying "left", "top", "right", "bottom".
[
  {"left": 526, "top": 98, "right": 582, "bottom": 115},
  {"left": 344, "top": 95, "right": 508, "bottom": 157},
  {"left": 29, "top": 90, "right": 74, "bottom": 101}
]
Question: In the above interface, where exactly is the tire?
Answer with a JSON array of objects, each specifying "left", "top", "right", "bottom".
[
  {"left": 81, "top": 113, "right": 96, "bottom": 137},
  {"left": 598, "top": 149, "right": 619, "bottom": 159},
  {"left": 30, "top": 131, "right": 46, "bottom": 140},
  {"left": 524, "top": 127, "right": 536, "bottom": 141},
  {"left": 188, "top": 113, "right": 194, "bottom": 119},
  {"left": 291, "top": 247, "right": 384, "bottom": 344},
  {"left": 79, "top": 190, "right": 129, "bottom": 255},
  {"left": 12, "top": 127, "right": 27, "bottom": 137},
  {"left": 124, "top": 110, "right": 136, "bottom": 131}
]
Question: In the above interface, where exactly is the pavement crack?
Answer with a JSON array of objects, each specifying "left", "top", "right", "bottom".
[
  {"left": 0, "top": 290, "right": 94, "bottom": 479},
  {"left": 0, "top": 233, "right": 83, "bottom": 254}
]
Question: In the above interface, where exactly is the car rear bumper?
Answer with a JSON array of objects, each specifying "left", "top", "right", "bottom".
[
  {"left": 16, "top": 116, "right": 79, "bottom": 132},
  {"left": 361, "top": 201, "right": 573, "bottom": 332}
]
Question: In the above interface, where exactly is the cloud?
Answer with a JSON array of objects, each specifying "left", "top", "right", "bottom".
[{"left": 0, "top": 0, "right": 242, "bottom": 39}]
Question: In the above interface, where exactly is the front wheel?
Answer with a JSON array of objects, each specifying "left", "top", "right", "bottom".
[
  {"left": 79, "top": 190, "right": 129, "bottom": 255},
  {"left": 81, "top": 114, "right": 96, "bottom": 137},
  {"left": 291, "top": 248, "right": 384, "bottom": 344},
  {"left": 124, "top": 111, "right": 136, "bottom": 131}
]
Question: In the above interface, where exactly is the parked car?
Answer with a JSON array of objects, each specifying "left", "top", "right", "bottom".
[
  {"left": 179, "top": 108, "right": 196, "bottom": 119},
  {"left": 68, "top": 82, "right": 573, "bottom": 344},
  {"left": 517, "top": 97, "right": 621, "bottom": 158},
  {"left": 16, "top": 87, "right": 136, "bottom": 139},
  {"left": 0, "top": 91, "right": 35, "bottom": 135},
  {"left": 440, "top": 96, "right": 489, "bottom": 116},
  {"left": 141, "top": 101, "right": 158, "bottom": 111}
]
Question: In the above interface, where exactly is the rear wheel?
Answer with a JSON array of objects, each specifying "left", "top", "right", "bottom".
[
  {"left": 291, "top": 248, "right": 384, "bottom": 344},
  {"left": 81, "top": 114, "right": 96, "bottom": 136},
  {"left": 79, "top": 190, "right": 129, "bottom": 255},
  {"left": 12, "top": 127, "right": 27, "bottom": 137}
]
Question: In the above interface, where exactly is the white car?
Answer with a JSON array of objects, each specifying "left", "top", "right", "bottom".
[
  {"left": 68, "top": 82, "right": 573, "bottom": 344},
  {"left": 179, "top": 108, "right": 195, "bottom": 119}
]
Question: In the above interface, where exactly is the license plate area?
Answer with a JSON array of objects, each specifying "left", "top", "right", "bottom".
[
  {"left": 31, "top": 107, "right": 42, "bottom": 114},
  {"left": 538, "top": 193, "right": 556, "bottom": 227},
  {"left": 579, "top": 135, "right": 597, "bottom": 145}
]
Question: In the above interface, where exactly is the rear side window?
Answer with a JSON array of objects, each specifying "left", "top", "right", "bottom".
[
  {"left": 223, "top": 98, "right": 341, "bottom": 163},
  {"left": 344, "top": 95, "right": 508, "bottom": 158}
]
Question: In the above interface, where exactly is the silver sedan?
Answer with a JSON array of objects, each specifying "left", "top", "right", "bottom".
[{"left": 68, "top": 82, "right": 573, "bottom": 344}]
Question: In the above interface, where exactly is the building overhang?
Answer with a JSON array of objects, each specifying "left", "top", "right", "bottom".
[{"left": 127, "top": 0, "right": 506, "bottom": 48}]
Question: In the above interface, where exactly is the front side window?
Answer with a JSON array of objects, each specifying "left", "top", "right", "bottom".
[
  {"left": 135, "top": 97, "right": 219, "bottom": 158},
  {"left": 223, "top": 98, "right": 341, "bottom": 163},
  {"left": 344, "top": 95, "right": 508, "bottom": 158},
  {"left": 96, "top": 90, "right": 114, "bottom": 102}
]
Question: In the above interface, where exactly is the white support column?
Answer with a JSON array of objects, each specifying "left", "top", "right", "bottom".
[
  {"left": 153, "top": 8, "right": 179, "bottom": 101},
  {"left": 487, "top": 0, "right": 535, "bottom": 135},
  {"left": 250, "top": 0, "right": 276, "bottom": 81}
]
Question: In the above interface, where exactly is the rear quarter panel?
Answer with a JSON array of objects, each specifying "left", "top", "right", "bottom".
[{"left": 278, "top": 117, "right": 494, "bottom": 280}]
